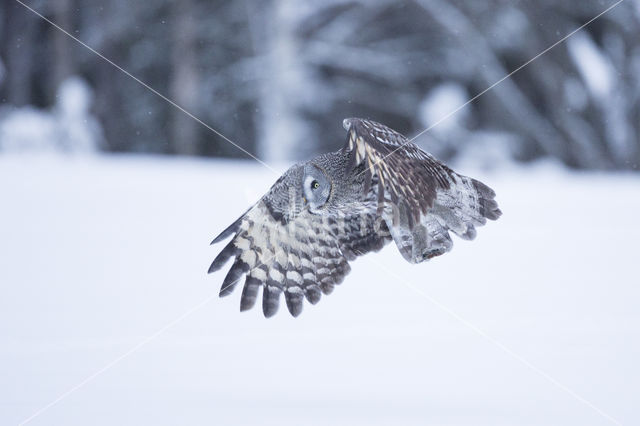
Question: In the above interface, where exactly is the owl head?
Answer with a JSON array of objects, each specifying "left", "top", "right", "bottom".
[
  {"left": 302, "top": 163, "right": 331, "bottom": 212},
  {"left": 263, "top": 162, "right": 333, "bottom": 222}
]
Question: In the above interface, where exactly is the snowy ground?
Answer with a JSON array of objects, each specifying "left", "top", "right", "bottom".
[{"left": 1, "top": 154, "right": 639, "bottom": 426}]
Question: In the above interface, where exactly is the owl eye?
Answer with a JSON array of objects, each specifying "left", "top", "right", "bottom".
[{"left": 311, "top": 180, "right": 320, "bottom": 190}]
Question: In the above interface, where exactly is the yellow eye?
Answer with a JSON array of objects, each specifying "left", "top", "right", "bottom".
[{"left": 311, "top": 180, "right": 320, "bottom": 189}]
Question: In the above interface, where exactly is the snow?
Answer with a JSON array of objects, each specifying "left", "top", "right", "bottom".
[
  {"left": 0, "top": 107, "right": 59, "bottom": 153},
  {"left": 418, "top": 82, "right": 469, "bottom": 135},
  {"left": 1, "top": 155, "right": 639, "bottom": 426},
  {"left": 0, "top": 76, "right": 102, "bottom": 154},
  {"left": 566, "top": 32, "right": 615, "bottom": 101}
]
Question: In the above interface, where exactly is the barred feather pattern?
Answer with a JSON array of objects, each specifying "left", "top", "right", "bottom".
[
  {"left": 343, "top": 118, "right": 454, "bottom": 223},
  {"left": 209, "top": 118, "right": 501, "bottom": 317},
  {"left": 209, "top": 199, "right": 390, "bottom": 317},
  {"left": 343, "top": 118, "right": 502, "bottom": 263}
]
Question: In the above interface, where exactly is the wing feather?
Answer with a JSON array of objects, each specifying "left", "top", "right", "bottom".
[
  {"left": 209, "top": 118, "right": 501, "bottom": 317},
  {"left": 210, "top": 200, "right": 366, "bottom": 317},
  {"left": 209, "top": 194, "right": 390, "bottom": 317},
  {"left": 342, "top": 118, "right": 501, "bottom": 264},
  {"left": 240, "top": 275, "right": 261, "bottom": 312}
]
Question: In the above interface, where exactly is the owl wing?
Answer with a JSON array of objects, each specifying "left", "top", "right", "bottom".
[
  {"left": 208, "top": 198, "right": 390, "bottom": 318},
  {"left": 342, "top": 118, "right": 501, "bottom": 263}
]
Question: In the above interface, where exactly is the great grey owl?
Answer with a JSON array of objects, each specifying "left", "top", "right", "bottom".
[{"left": 209, "top": 118, "right": 501, "bottom": 317}]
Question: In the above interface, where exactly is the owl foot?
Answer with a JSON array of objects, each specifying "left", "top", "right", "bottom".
[{"left": 422, "top": 247, "right": 446, "bottom": 260}]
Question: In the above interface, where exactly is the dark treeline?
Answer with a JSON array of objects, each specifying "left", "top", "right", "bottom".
[{"left": 1, "top": 0, "right": 638, "bottom": 169}]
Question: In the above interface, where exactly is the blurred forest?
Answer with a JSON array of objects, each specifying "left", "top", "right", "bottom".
[{"left": 0, "top": 0, "right": 639, "bottom": 169}]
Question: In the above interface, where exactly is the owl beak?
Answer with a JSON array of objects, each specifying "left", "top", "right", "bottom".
[{"left": 302, "top": 196, "right": 307, "bottom": 205}]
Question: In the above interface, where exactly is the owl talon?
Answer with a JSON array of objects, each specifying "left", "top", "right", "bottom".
[{"left": 423, "top": 248, "right": 445, "bottom": 259}]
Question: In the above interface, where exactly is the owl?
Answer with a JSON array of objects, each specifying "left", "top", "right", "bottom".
[{"left": 209, "top": 118, "right": 501, "bottom": 317}]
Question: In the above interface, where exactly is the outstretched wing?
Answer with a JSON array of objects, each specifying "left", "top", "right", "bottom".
[
  {"left": 209, "top": 198, "right": 389, "bottom": 318},
  {"left": 342, "top": 118, "right": 501, "bottom": 263}
]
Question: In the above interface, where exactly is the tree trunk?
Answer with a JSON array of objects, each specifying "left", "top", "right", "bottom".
[
  {"left": 170, "top": 0, "right": 200, "bottom": 155},
  {"left": 253, "top": 0, "right": 307, "bottom": 162},
  {"left": 415, "top": 0, "right": 569, "bottom": 161},
  {"left": 3, "top": 2, "right": 36, "bottom": 106},
  {"left": 51, "top": 0, "right": 73, "bottom": 91}
]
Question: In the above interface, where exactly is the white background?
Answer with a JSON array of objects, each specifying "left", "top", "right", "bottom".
[{"left": 1, "top": 155, "right": 639, "bottom": 425}]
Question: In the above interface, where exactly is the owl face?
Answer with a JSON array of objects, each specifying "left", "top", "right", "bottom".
[{"left": 302, "top": 163, "right": 331, "bottom": 212}]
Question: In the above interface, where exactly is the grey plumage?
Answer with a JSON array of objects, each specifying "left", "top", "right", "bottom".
[{"left": 209, "top": 118, "right": 502, "bottom": 317}]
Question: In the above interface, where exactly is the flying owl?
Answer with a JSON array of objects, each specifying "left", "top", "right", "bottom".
[{"left": 209, "top": 118, "right": 501, "bottom": 317}]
